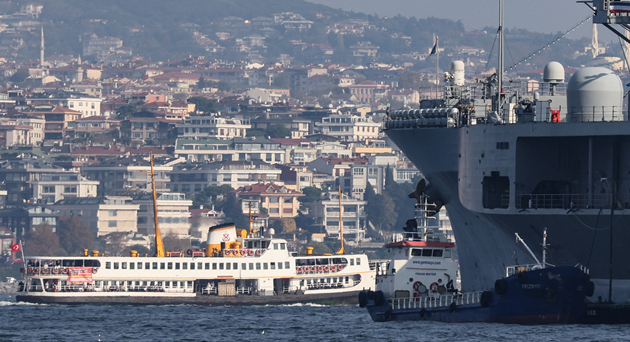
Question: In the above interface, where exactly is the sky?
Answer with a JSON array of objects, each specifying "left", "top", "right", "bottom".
[{"left": 306, "top": 0, "right": 615, "bottom": 41}]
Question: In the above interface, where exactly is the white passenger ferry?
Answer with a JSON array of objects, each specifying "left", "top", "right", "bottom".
[
  {"left": 16, "top": 223, "right": 375, "bottom": 305},
  {"left": 16, "top": 156, "right": 375, "bottom": 305}
]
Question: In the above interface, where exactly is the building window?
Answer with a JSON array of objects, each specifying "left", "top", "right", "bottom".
[
  {"left": 108, "top": 210, "right": 117, "bottom": 217},
  {"left": 108, "top": 221, "right": 116, "bottom": 227},
  {"left": 270, "top": 197, "right": 279, "bottom": 203},
  {"left": 63, "top": 186, "right": 77, "bottom": 194}
]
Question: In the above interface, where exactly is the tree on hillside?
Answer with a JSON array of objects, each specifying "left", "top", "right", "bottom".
[
  {"left": 298, "top": 186, "right": 322, "bottom": 203},
  {"left": 364, "top": 182, "right": 398, "bottom": 231},
  {"left": 193, "top": 185, "right": 234, "bottom": 207},
  {"left": 102, "top": 232, "right": 128, "bottom": 257},
  {"left": 196, "top": 76, "right": 208, "bottom": 90},
  {"left": 187, "top": 96, "right": 217, "bottom": 114},
  {"left": 23, "top": 224, "right": 61, "bottom": 256},
  {"left": 265, "top": 123, "right": 292, "bottom": 139},
  {"left": 272, "top": 218, "right": 297, "bottom": 234},
  {"left": 57, "top": 216, "right": 94, "bottom": 256},
  {"left": 163, "top": 233, "right": 192, "bottom": 251},
  {"left": 125, "top": 244, "right": 151, "bottom": 257}
]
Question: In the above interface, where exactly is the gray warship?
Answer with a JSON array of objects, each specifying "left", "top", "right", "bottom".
[{"left": 385, "top": 0, "right": 630, "bottom": 303}]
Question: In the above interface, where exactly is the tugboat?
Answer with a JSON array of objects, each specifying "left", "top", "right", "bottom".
[{"left": 360, "top": 192, "right": 594, "bottom": 323}]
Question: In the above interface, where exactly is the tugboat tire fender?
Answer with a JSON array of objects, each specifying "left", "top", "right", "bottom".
[
  {"left": 480, "top": 291, "right": 492, "bottom": 307},
  {"left": 586, "top": 281, "right": 595, "bottom": 297},
  {"left": 449, "top": 302, "right": 456, "bottom": 313},
  {"left": 358, "top": 291, "right": 368, "bottom": 307},
  {"left": 494, "top": 279, "right": 508, "bottom": 295}
]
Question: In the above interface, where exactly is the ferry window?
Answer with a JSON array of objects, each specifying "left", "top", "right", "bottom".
[
  {"left": 150, "top": 281, "right": 155, "bottom": 286},
  {"left": 183, "top": 263, "right": 188, "bottom": 270},
  {"left": 160, "top": 262, "right": 165, "bottom": 270},
  {"left": 422, "top": 249, "right": 433, "bottom": 257},
  {"left": 212, "top": 263, "right": 217, "bottom": 270},
  {"left": 256, "top": 263, "right": 261, "bottom": 270},
  {"left": 85, "top": 260, "right": 100, "bottom": 267},
  {"left": 173, "top": 281, "right": 178, "bottom": 287},
  {"left": 158, "top": 281, "right": 163, "bottom": 287},
  {"left": 356, "top": 258, "right": 361, "bottom": 265},
  {"left": 226, "top": 263, "right": 231, "bottom": 270},
  {"left": 242, "top": 263, "right": 246, "bottom": 270},
  {"left": 433, "top": 250, "right": 443, "bottom": 257},
  {"left": 103, "top": 281, "right": 109, "bottom": 286},
  {"left": 233, "top": 263, "right": 238, "bottom": 270},
  {"left": 127, "top": 281, "right": 132, "bottom": 287},
  {"left": 114, "top": 262, "right": 119, "bottom": 269},
  {"left": 263, "top": 263, "right": 268, "bottom": 270},
  {"left": 153, "top": 262, "right": 158, "bottom": 269},
  {"left": 175, "top": 263, "right": 180, "bottom": 270},
  {"left": 106, "top": 262, "right": 111, "bottom": 269},
  {"left": 95, "top": 281, "right": 101, "bottom": 287},
  {"left": 270, "top": 262, "right": 276, "bottom": 270},
  {"left": 145, "top": 262, "right": 150, "bottom": 269},
  {"left": 135, "top": 281, "right": 140, "bottom": 286},
  {"left": 187, "top": 281, "right": 193, "bottom": 288},
  {"left": 143, "top": 281, "right": 148, "bottom": 286},
  {"left": 280, "top": 243, "right": 286, "bottom": 250},
  {"left": 198, "top": 262, "right": 202, "bottom": 270},
  {"left": 168, "top": 262, "right": 173, "bottom": 270},
  {"left": 274, "top": 243, "right": 278, "bottom": 250},
  {"left": 219, "top": 263, "right": 224, "bottom": 270},
  {"left": 345, "top": 277, "right": 349, "bottom": 284},
  {"left": 165, "top": 281, "right": 170, "bottom": 288},
  {"left": 285, "top": 262, "right": 290, "bottom": 269},
  {"left": 350, "top": 259, "right": 354, "bottom": 266},
  {"left": 130, "top": 263, "right": 135, "bottom": 270},
  {"left": 444, "top": 250, "right": 452, "bottom": 258},
  {"left": 122, "top": 262, "right": 127, "bottom": 269},
  {"left": 180, "top": 282, "right": 184, "bottom": 288},
  {"left": 190, "top": 263, "right": 195, "bottom": 270},
  {"left": 261, "top": 241, "right": 267, "bottom": 249},
  {"left": 411, "top": 249, "right": 423, "bottom": 256},
  {"left": 137, "top": 262, "right": 142, "bottom": 269},
  {"left": 205, "top": 263, "right": 210, "bottom": 270},
  {"left": 278, "top": 262, "right": 283, "bottom": 270},
  {"left": 249, "top": 263, "right": 254, "bottom": 270}
]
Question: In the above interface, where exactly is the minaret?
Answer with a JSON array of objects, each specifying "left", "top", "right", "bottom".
[{"left": 40, "top": 26, "right": 44, "bottom": 66}]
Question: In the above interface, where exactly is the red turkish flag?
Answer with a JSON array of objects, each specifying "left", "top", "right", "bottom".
[{"left": 10, "top": 243, "right": 21, "bottom": 253}]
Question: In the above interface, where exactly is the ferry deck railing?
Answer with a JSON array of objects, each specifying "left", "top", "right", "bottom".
[
  {"left": 515, "top": 193, "right": 611, "bottom": 210},
  {"left": 390, "top": 292, "right": 483, "bottom": 310}
]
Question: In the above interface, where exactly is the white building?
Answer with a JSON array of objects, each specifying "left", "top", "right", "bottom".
[
  {"left": 134, "top": 193, "right": 192, "bottom": 237},
  {"left": 174, "top": 138, "right": 286, "bottom": 164},
  {"left": 314, "top": 192, "right": 367, "bottom": 241},
  {"left": 51, "top": 196, "right": 139, "bottom": 237},
  {"left": 168, "top": 161, "right": 282, "bottom": 193},
  {"left": 176, "top": 116, "right": 250, "bottom": 140},
  {"left": 31, "top": 173, "right": 100, "bottom": 205},
  {"left": 315, "top": 114, "right": 381, "bottom": 141}
]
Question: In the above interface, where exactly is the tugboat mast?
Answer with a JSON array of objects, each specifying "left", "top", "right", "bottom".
[{"left": 149, "top": 152, "right": 165, "bottom": 257}]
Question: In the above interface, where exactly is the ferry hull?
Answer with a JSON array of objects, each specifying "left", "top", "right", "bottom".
[
  {"left": 361, "top": 266, "right": 589, "bottom": 324},
  {"left": 15, "top": 291, "right": 361, "bottom": 306}
]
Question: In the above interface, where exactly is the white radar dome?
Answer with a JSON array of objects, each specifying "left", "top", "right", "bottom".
[
  {"left": 543, "top": 61, "right": 564, "bottom": 83},
  {"left": 450, "top": 61, "right": 465, "bottom": 86},
  {"left": 567, "top": 67, "right": 624, "bottom": 122}
]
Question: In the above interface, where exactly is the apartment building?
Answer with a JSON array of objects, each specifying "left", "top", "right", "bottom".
[
  {"left": 313, "top": 192, "right": 367, "bottom": 241},
  {"left": 315, "top": 113, "right": 381, "bottom": 141},
  {"left": 231, "top": 183, "right": 303, "bottom": 218},
  {"left": 176, "top": 116, "right": 250, "bottom": 140},
  {"left": 168, "top": 161, "right": 282, "bottom": 193},
  {"left": 52, "top": 196, "right": 139, "bottom": 237},
  {"left": 133, "top": 192, "right": 192, "bottom": 237},
  {"left": 30, "top": 173, "right": 99, "bottom": 204}
]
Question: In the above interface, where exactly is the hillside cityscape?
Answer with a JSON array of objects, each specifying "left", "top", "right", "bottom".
[{"left": 0, "top": 0, "right": 626, "bottom": 278}]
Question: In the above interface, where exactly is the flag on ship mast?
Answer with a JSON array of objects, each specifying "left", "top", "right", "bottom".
[{"left": 430, "top": 36, "right": 438, "bottom": 55}]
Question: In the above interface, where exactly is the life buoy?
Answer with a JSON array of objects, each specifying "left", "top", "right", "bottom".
[
  {"left": 62, "top": 268, "right": 68, "bottom": 274},
  {"left": 429, "top": 282, "right": 439, "bottom": 293},
  {"left": 240, "top": 249, "right": 246, "bottom": 256},
  {"left": 310, "top": 266, "right": 316, "bottom": 273},
  {"left": 297, "top": 266, "right": 303, "bottom": 274},
  {"left": 224, "top": 249, "right": 231, "bottom": 256},
  {"left": 337, "top": 264, "right": 344, "bottom": 271},
  {"left": 323, "top": 265, "right": 329, "bottom": 272},
  {"left": 303, "top": 266, "right": 309, "bottom": 273},
  {"left": 331, "top": 265, "right": 337, "bottom": 272},
  {"left": 256, "top": 249, "right": 262, "bottom": 256},
  {"left": 52, "top": 268, "right": 59, "bottom": 274},
  {"left": 413, "top": 281, "right": 423, "bottom": 291},
  {"left": 248, "top": 249, "right": 254, "bottom": 256},
  {"left": 317, "top": 266, "right": 323, "bottom": 272},
  {"left": 92, "top": 268, "right": 98, "bottom": 274},
  {"left": 42, "top": 268, "right": 49, "bottom": 274}
]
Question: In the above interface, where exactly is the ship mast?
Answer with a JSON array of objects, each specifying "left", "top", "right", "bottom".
[
  {"left": 336, "top": 185, "right": 345, "bottom": 254},
  {"left": 149, "top": 152, "right": 165, "bottom": 257},
  {"left": 497, "top": 0, "right": 505, "bottom": 119}
]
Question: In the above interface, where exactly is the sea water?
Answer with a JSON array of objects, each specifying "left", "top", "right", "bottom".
[{"left": 0, "top": 294, "right": 628, "bottom": 341}]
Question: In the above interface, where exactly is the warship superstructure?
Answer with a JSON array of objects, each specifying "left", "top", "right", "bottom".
[{"left": 385, "top": 0, "right": 630, "bottom": 303}]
